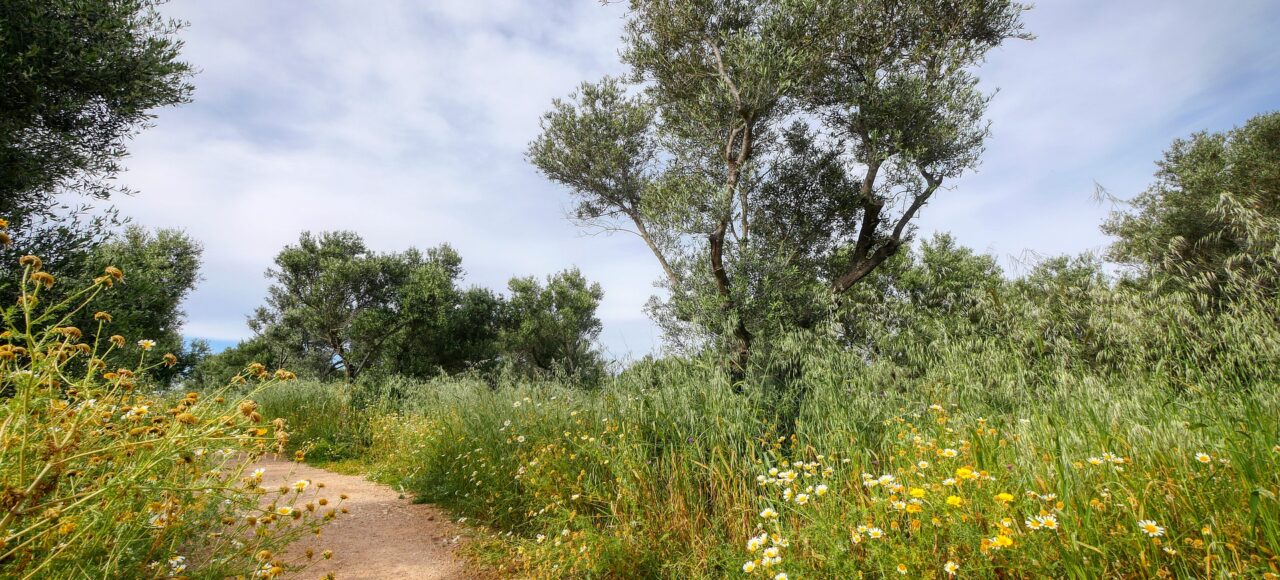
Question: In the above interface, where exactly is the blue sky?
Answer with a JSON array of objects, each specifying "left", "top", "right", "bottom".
[{"left": 114, "top": 0, "right": 1280, "bottom": 359}]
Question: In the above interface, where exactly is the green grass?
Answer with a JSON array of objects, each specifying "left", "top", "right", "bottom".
[{"left": 260, "top": 288, "right": 1280, "bottom": 578}]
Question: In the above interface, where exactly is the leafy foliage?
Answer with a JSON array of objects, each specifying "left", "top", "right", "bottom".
[
  {"left": 1104, "top": 110, "right": 1280, "bottom": 300},
  {"left": 0, "top": 0, "right": 193, "bottom": 208},
  {"left": 201, "top": 231, "right": 607, "bottom": 387}
]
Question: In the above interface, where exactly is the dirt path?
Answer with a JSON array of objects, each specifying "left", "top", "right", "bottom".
[{"left": 254, "top": 457, "right": 477, "bottom": 579}]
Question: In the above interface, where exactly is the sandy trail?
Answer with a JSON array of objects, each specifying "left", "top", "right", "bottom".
[{"left": 254, "top": 457, "right": 477, "bottom": 579}]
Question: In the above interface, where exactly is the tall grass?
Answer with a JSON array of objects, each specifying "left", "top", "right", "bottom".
[
  {"left": 262, "top": 271, "right": 1280, "bottom": 578},
  {"left": 0, "top": 254, "right": 337, "bottom": 579}
]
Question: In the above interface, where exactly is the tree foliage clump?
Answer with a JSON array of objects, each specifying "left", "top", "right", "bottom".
[
  {"left": 0, "top": 0, "right": 193, "bottom": 209},
  {"left": 1104, "top": 110, "right": 1280, "bottom": 302},
  {"left": 196, "top": 232, "right": 607, "bottom": 387}
]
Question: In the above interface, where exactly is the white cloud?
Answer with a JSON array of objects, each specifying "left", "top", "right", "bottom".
[{"left": 115, "top": 0, "right": 1280, "bottom": 355}]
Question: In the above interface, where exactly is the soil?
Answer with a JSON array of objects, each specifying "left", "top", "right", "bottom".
[{"left": 253, "top": 456, "right": 478, "bottom": 579}]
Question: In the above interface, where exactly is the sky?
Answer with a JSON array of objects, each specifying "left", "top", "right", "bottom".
[{"left": 112, "top": 0, "right": 1280, "bottom": 360}]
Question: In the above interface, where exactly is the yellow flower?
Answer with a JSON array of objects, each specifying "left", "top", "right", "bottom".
[
  {"left": 760, "top": 508, "right": 778, "bottom": 520},
  {"left": 946, "top": 495, "right": 964, "bottom": 507},
  {"left": 909, "top": 487, "right": 927, "bottom": 498},
  {"left": 896, "top": 564, "right": 908, "bottom": 575},
  {"left": 992, "top": 534, "right": 1014, "bottom": 549},
  {"left": 995, "top": 492, "right": 1014, "bottom": 504}
]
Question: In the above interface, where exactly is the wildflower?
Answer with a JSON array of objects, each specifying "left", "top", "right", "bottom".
[
  {"left": 760, "top": 508, "right": 779, "bottom": 520},
  {"left": 104, "top": 266, "right": 124, "bottom": 280},
  {"left": 939, "top": 448, "right": 959, "bottom": 458},
  {"left": 1025, "top": 517, "right": 1043, "bottom": 531},
  {"left": 815, "top": 484, "right": 828, "bottom": 496},
  {"left": 536, "top": 534, "right": 546, "bottom": 543},
  {"left": 944, "top": 561, "right": 959, "bottom": 575},
  {"left": 1087, "top": 456, "right": 1104, "bottom": 466},
  {"left": 293, "top": 480, "right": 310, "bottom": 492},
  {"left": 891, "top": 500, "right": 907, "bottom": 511},
  {"left": 138, "top": 339, "right": 156, "bottom": 351},
  {"left": 176, "top": 412, "right": 198, "bottom": 425},
  {"left": 110, "top": 335, "right": 126, "bottom": 348},
  {"left": 917, "top": 461, "right": 930, "bottom": 469},
  {"left": 909, "top": 487, "right": 927, "bottom": 498},
  {"left": 794, "top": 493, "right": 810, "bottom": 505},
  {"left": 742, "top": 561, "right": 756, "bottom": 574},
  {"left": 946, "top": 495, "right": 964, "bottom": 507},
  {"left": 1164, "top": 546, "right": 1178, "bottom": 555},
  {"left": 991, "top": 534, "right": 1014, "bottom": 549},
  {"left": 252, "top": 468, "right": 266, "bottom": 481},
  {"left": 19, "top": 255, "right": 43, "bottom": 270},
  {"left": 30, "top": 271, "right": 55, "bottom": 289},
  {"left": 774, "top": 573, "right": 788, "bottom": 580},
  {"left": 867, "top": 527, "right": 884, "bottom": 539},
  {"left": 277, "top": 507, "right": 294, "bottom": 517},
  {"left": 995, "top": 492, "right": 1014, "bottom": 504},
  {"left": 1040, "top": 514, "right": 1059, "bottom": 530},
  {"left": 942, "top": 478, "right": 957, "bottom": 486},
  {"left": 762, "top": 547, "right": 779, "bottom": 560},
  {"left": 1195, "top": 452, "right": 1211, "bottom": 464},
  {"left": 1137, "top": 519, "right": 1165, "bottom": 537},
  {"left": 897, "top": 564, "right": 908, "bottom": 575}
]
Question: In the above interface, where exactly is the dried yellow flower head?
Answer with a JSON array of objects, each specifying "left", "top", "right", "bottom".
[
  {"left": 104, "top": 266, "right": 124, "bottom": 281},
  {"left": 163, "top": 353, "right": 178, "bottom": 367},
  {"left": 19, "top": 255, "right": 42, "bottom": 271},
  {"left": 109, "top": 335, "right": 126, "bottom": 348},
  {"left": 94, "top": 311, "right": 112, "bottom": 322},
  {"left": 30, "top": 271, "right": 55, "bottom": 289}
]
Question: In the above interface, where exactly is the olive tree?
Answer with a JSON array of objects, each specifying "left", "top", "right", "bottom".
[{"left": 530, "top": 0, "right": 1029, "bottom": 380}]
